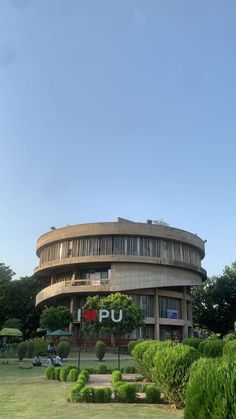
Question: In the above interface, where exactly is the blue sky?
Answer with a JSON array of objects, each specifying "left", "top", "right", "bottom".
[{"left": 0, "top": 0, "right": 235, "bottom": 278}]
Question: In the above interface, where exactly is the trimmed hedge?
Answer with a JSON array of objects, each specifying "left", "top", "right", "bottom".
[
  {"left": 54, "top": 367, "right": 61, "bottom": 380},
  {"left": 112, "top": 370, "right": 122, "bottom": 387},
  {"left": 145, "top": 385, "right": 161, "bottom": 404},
  {"left": 203, "top": 340, "right": 225, "bottom": 358},
  {"left": 67, "top": 368, "right": 79, "bottom": 382},
  {"left": 115, "top": 383, "right": 137, "bottom": 403},
  {"left": 60, "top": 367, "right": 69, "bottom": 382},
  {"left": 97, "top": 364, "right": 109, "bottom": 374},
  {"left": 94, "top": 387, "right": 112, "bottom": 403},
  {"left": 95, "top": 340, "right": 106, "bottom": 362},
  {"left": 132, "top": 340, "right": 157, "bottom": 374},
  {"left": 27, "top": 340, "right": 35, "bottom": 358},
  {"left": 182, "top": 338, "right": 203, "bottom": 350},
  {"left": 223, "top": 339, "right": 236, "bottom": 357},
  {"left": 152, "top": 345, "right": 201, "bottom": 408},
  {"left": 46, "top": 366, "right": 55, "bottom": 380},
  {"left": 185, "top": 357, "right": 236, "bottom": 418},
  {"left": 68, "top": 369, "right": 90, "bottom": 402},
  {"left": 198, "top": 340, "right": 209, "bottom": 354},
  {"left": 142, "top": 341, "right": 174, "bottom": 380},
  {"left": 17, "top": 342, "right": 27, "bottom": 361}
]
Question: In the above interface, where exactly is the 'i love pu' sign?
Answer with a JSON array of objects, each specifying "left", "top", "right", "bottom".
[{"left": 77, "top": 309, "right": 123, "bottom": 323}]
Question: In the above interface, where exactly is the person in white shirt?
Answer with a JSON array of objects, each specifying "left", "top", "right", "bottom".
[{"left": 53, "top": 354, "right": 62, "bottom": 367}]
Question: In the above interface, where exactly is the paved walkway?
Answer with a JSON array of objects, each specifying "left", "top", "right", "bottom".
[{"left": 88, "top": 374, "right": 112, "bottom": 387}]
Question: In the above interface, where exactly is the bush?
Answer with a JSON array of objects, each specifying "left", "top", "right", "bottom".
[
  {"left": 116, "top": 383, "right": 137, "bottom": 403},
  {"left": 145, "top": 385, "right": 160, "bottom": 404},
  {"left": 182, "top": 338, "right": 203, "bottom": 350},
  {"left": 27, "top": 340, "right": 35, "bottom": 358},
  {"left": 68, "top": 382, "right": 84, "bottom": 402},
  {"left": 17, "top": 341, "right": 27, "bottom": 361},
  {"left": 67, "top": 368, "right": 79, "bottom": 382},
  {"left": 198, "top": 340, "right": 209, "bottom": 354},
  {"left": 31, "top": 338, "right": 48, "bottom": 356},
  {"left": 223, "top": 340, "right": 236, "bottom": 358},
  {"left": 112, "top": 370, "right": 122, "bottom": 386},
  {"left": 46, "top": 366, "right": 55, "bottom": 380},
  {"left": 142, "top": 341, "right": 174, "bottom": 380},
  {"left": 185, "top": 357, "right": 236, "bottom": 418},
  {"left": 54, "top": 367, "right": 61, "bottom": 380},
  {"left": 78, "top": 386, "right": 95, "bottom": 403},
  {"left": 97, "top": 364, "right": 108, "bottom": 374},
  {"left": 152, "top": 345, "right": 201, "bottom": 408},
  {"left": 84, "top": 367, "right": 96, "bottom": 374},
  {"left": 203, "top": 340, "right": 225, "bottom": 358},
  {"left": 132, "top": 340, "right": 156, "bottom": 374},
  {"left": 79, "top": 369, "right": 89, "bottom": 382},
  {"left": 57, "top": 342, "right": 71, "bottom": 360},
  {"left": 94, "top": 387, "right": 112, "bottom": 403},
  {"left": 95, "top": 341, "right": 106, "bottom": 362},
  {"left": 128, "top": 340, "right": 144, "bottom": 355},
  {"left": 224, "top": 332, "right": 236, "bottom": 342},
  {"left": 64, "top": 364, "right": 78, "bottom": 374},
  {"left": 59, "top": 367, "right": 68, "bottom": 382}
]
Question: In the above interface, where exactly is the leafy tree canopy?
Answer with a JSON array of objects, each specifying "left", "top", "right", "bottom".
[
  {"left": 40, "top": 305, "right": 72, "bottom": 332},
  {"left": 192, "top": 262, "right": 236, "bottom": 336},
  {"left": 82, "top": 292, "right": 144, "bottom": 337}
]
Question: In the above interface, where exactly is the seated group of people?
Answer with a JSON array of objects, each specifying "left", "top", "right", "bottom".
[{"left": 32, "top": 353, "right": 62, "bottom": 367}]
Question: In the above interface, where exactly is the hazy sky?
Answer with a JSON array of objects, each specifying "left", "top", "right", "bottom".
[{"left": 0, "top": 0, "right": 235, "bottom": 279}]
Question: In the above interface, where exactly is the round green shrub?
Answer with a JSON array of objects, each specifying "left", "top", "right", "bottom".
[
  {"left": 142, "top": 341, "right": 174, "bottom": 380},
  {"left": 31, "top": 338, "right": 48, "bottom": 356},
  {"left": 68, "top": 382, "right": 83, "bottom": 402},
  {"left": 203, "top": 340, "right": 225, "bottom": 358},
  {"left": 116, "top": 383, "right": 137, "bottom": 403},
  {"left": 97, "top": 364, "right": 108, "bottom": 374},
  {"left": 198, "top": 340, "right": 209, "bottom": 354},
  {"left": 185, "top": 357, "right": 236, "bottom": 418},
  {"left": 132, "top": 340, "right": 157, "bottom": 374},
  {"left": 152, "top": 345, "right": 201, "bottom": 408},
  {"left": 95, "top": 340, "right": 106, "bottom": 362},
  {"left": 78, "top": 386, "right": 95, "bottom": 403},
  {"left": 17, "top": 341, "right": 27, "bottom": 361},
  {"left": 128, "top": 339, "right": 144, "bottom": 355},
  {"left": 67, "top": 368, "right": 79, "bottom": 382},
  {"left": 54, "top": 367, "right": 61, "bottom": 380},
  {"left": 94, "top": 387, "right": 111, "bottom": 403},
  {"left": 112, "top": 370, "right": 122, "bottom": 386},
  {"left": 182, "top": 338, "right": 203, "bottom": 350},
  {"left": 27, "top": 340, "right": 35, "bottom": 358},
  {"left": 103, "top": 387, "right": 112, "bottom": 403},
  {"left": 57, "top": 342, "right": 71, "bottom": 360},
  {"left": 64, "top": 364, "right": 78, "bottom": 374},
  {"left": 59, "top": 366, "right": 68, "bottom": 382},
  {"left": 79, "top": 369, "right": 89, "bottom": 382},
  {"left": 145, "top": 385, "right": 160, "bottom": 404},
  {"left": 223, "top": 340, "right": 236, "bottom": 358},
  {"left": 45, "top": 366, "right": 55, "bottom": 380}
]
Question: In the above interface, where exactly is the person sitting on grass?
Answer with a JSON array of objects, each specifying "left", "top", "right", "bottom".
[
  {"left": 45, "top": 355, "right": 53, "bottom": 368},
  {"left": 33, "top": 354, "right": 42, "bottom": 367},
  {"left": 53, "top": 354, "right": 62, "bottom": 367}
]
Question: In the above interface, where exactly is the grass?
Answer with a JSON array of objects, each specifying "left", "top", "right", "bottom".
[{"left": 0, "top": 362, "right": 183, "bottom": 418}]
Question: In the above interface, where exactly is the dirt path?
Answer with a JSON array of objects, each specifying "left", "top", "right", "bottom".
[{"left": 88, "top": 374, "right": 112, "bottom": 387}]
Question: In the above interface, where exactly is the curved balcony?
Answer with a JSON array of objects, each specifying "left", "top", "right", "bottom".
[{"left": 36, "top": 278, "right": 111, "bottom": 307}]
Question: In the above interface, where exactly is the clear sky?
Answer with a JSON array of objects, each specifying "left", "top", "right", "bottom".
[{"left": 0, "top": 0, "right": 235, "bottom": 279}]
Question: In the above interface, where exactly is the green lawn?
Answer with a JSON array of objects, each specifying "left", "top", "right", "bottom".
[{"left": 0, "top": 363, "right": 183, "bottom": 418}]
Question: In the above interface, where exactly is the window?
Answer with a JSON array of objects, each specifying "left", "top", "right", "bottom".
[{"left": 159, "top": 296, "right": 182, "bottom": 319}]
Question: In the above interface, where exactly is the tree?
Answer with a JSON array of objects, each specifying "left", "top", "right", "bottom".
[
  {"left": 82, "top": 293, "right": 144, "bottom": 339},
  {"left": 0, "top": 263, "right": 15, "bottom": 326},
  {"left": 192, "top": 262, "right": 236, "bottom": 336},
  {"left": 40, "top": 306, "right": 72, "bottom": 331}
]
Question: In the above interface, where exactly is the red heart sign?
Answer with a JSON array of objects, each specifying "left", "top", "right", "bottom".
[{"left": 83, "top": 309, "right": 97, "bottom": 322}]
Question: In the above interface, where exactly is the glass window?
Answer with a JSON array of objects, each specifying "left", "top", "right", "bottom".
[{"left": 159, "top": 296, "right": 182, "bottom": 319}]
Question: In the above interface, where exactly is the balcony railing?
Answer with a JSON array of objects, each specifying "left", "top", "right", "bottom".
[{"left": 64, "top": 279, "right": 111, "bottom": 287}]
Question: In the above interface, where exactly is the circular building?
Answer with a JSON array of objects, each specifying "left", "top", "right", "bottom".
[{"left": 35, "top": 218, "right": 206, "bottom": 342}]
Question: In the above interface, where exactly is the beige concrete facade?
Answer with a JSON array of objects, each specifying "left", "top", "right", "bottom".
[{"left": 34, "top": 219, "right": 206, "bottom": 341}]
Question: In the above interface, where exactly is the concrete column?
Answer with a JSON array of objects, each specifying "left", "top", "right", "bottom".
[
  {"left": 154, "top": 289, "right": 160, "bottom": 340},
  {"left": 69, "top": 296, "right": 75, "bottom": 333},
  {"left": 182, "top": 287, "right": 188, "bottom": 339}
]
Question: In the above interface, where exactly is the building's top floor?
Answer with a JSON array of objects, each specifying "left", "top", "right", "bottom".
[{"left": 36, "top": 218, "right": 206, "bottom": 258}]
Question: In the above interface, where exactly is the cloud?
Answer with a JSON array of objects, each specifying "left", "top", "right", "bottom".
[{"left": 133, "top": 9, "right": 145, "bottom": 25}]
